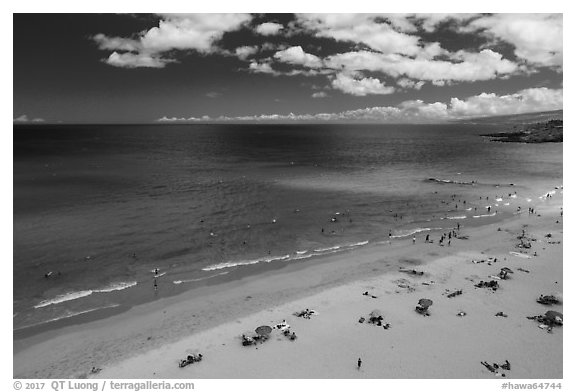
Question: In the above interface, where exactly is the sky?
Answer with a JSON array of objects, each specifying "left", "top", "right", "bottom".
[{"left": 13, "top": 13, "right": 563, "bottom": 123}]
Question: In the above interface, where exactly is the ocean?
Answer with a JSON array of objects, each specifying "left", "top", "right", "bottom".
[{"left": 13, "top": 123, "right": 563, "bottom": 337}]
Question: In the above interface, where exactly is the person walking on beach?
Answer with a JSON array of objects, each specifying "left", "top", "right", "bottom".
[{"left": 357, "top": 357, "right": 362, "bottom": 369}]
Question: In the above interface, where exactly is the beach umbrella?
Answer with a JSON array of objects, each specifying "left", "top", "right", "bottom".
[
  {"left": 418, "top": 298, "right": 433, "bottom": 308},
  {"left": 544, "top": 310, "right": 563, "bottom": 324},
  {"left": 369, "top": 309, "right": 383, "bottom": 319},
  {"left": 500, "top": 267, "right": 514, "bottom": 274},
  {"left": 255, "top": 325, "right": 273, "bottom": 336}
]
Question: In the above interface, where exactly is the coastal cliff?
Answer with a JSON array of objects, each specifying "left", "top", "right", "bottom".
[{"left": 481, "top": 119, "right": 563, "bottom": 143}]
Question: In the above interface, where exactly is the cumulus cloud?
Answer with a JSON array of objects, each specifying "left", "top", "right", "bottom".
[
  {"left": 13, "top": 114, "right": 45, "bottom": 122},
  {"left": 466, "top": 14, "right": 562, "bottom": 68},
  {"left": 235, "top": 45, "right": 259, "bottom": 60},
  {"left": 312, "top": 91, "right": 328, "bottom": 98},
  {"left": 255, "top": 22, "right": 284, "bottom": 36},
  {"left": 402, "top": 13, "right": 480, "bottom": 32},
  {"left": 93, "top": 34, "right": 140, "bottom": 52},
  {"left": 296, "top": 14, "right": 423, "bottom": 56},
  {"left": 14, "top": 114, "right": 30, "bottom": 122},
  {"left": 273, "top": 46, "right": 323, "bottom": 68},
  {"left": 93, "top": 14, "right": 252, "bottom": 68},
  {"left": 248, "top": 59, "right": 278, "bottom": 75},
  {"left": 91, "top": 12, "right": 562, "bottom": 85},
  {"left": 105, "top": 52, "right": 172, "bottom": 68},
  {"left": 157, "top": 87, "right": 561, "bottom": 123},
  {"left": 325, "top": 49, "right": 518, "bottom": 83},
  {"left": 246, "top": 57, "right": 332, "bottom": 77},
  {"left": 331, "top": 73, "right": 395, "bottom": 96},
  {"left": 286, "top": 13, "right": 560, "bottom": 92},
  {"left": 449, "top": 88, "right": 563, "bottom": 117},
  {"left": 397, "top": 78, "right": 425, "bottom": 90}
]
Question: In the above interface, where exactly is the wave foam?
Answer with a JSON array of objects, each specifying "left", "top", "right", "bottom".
[
  {"left": 391, "top": 228, "right": 441, "bottom": 238},
  {"left": 173, "top": 271, "right": 229, "bottom": 285},
  {"left": 472, "top": 213, "right": 497, "bottom": 218},
  {"left": 202, "top": 254, "right": 290, "bottom": 271},
  {"left": 34, "top": 290, "right": 93, "bottom": 309},
  {"left": 18, "top": 304, "right": 121, "bottom": 329},
  {"left": 202, "top": 240, "right": 369, "bottom": 272},
  {"left": 427, "top": 178, "right": 475, "bottom": 185},
  {"left": 350, "top": 240, "right": 369, "bottom": 247},
  {"left": 292, "top": 253, "right": 313, "bottom": 260},
  {"left": 94, "top": 281, "right": 137, "bottom": 293},
  {"left": 314, "top": 245, "right": 341, "bottom": 252},
  {"left": 35, "top": 281, "right": 138, "bottom": 309}
]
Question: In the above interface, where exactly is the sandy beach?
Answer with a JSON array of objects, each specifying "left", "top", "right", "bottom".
[
  {"left": 13, "top": 187, "right": 563, "bottom": 379},
  {"left": 12, "top": 11, "right": 566, "bottom": 383}
]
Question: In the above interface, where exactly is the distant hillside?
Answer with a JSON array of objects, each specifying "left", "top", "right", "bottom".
[
  {"left": 480, "top": 119, "right": 563, "bottom": 143},
  {"left": 456, "top": 110, "right": 563, "bottom": 126}
]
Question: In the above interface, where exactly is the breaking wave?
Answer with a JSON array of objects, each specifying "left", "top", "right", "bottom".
[{"left": 202, "top": 240, "right": 370, "bottom": 271}]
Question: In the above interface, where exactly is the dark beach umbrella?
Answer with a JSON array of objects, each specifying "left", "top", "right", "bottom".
[
  {"left": 255, "top": 325, "right": 273, "bottom": 336},
  {"left": 418, "top": 298, "right": 433, "bottom": 308},
  {"left": 544, "top": 310, "right": 563, "bottom": 323}
]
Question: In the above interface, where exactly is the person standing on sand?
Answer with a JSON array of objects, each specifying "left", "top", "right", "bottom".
[{"left": 357, "top": 358, "right": 362, "bottom": 369}]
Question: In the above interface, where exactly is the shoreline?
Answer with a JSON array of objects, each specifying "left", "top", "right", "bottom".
[
  {"left": 13, "top": 181, "right": 529, "bottom": 341},
  {"left": 14, "top": 187, "right": 563, "bottom": 378}
]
